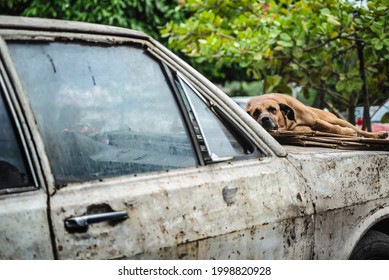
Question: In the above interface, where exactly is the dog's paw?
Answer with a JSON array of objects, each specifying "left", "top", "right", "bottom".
[{"left": 377, "top": 131, "right": 389, "bottom": 139}]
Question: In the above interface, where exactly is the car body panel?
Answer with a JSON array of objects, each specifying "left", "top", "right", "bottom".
[
  {"left": 50, "top": 158, "right": 314, "bottom": 259},
  {"left": 286, "top": 147, "right": 389, "bottom": 212},
  {"left": 0, "top": 189, "right": 53, "bottom": 259},
  {"left": 314, "top": 198, "right": 389, "bottom": 259},
  {"left": 285, "top": 146, "right": 389, "bottom": 258}
]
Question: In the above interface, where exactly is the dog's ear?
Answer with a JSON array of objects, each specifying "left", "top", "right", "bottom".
[
  {"left": 279, "top": 103, "right": 295, "bottom": 121},
  {"left": 245, "top": 106, "right": 255, "bottom": 116}
]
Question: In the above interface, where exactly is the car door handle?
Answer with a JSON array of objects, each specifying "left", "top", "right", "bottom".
[{"left": 64, "top": 210, "right": 128, "bottom": 233}]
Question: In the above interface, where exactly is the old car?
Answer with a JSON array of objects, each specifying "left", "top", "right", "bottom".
[
  {"left": 370, "top": 98, "right": 389, "bottom": 132},
  {"left": 356, "top": 100, "right": 389, "bottom": 134},
  {"left": 1, "top": 16, "right": 389, "bottom": 260},
  {"left": 232, "top": 96, "right": 251, "bottom": 109}
]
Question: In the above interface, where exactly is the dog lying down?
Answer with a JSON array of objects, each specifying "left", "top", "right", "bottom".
[{"left": 246, "top": 93, "right": 388, "bottom": 139}]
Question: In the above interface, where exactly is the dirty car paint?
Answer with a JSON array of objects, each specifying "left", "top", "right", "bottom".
[
  {"left": 50, "top": 158, "right": 314, "bottom": 259},
  {"left": 286, "top": 147, "right": 389, "bottom": 259}
]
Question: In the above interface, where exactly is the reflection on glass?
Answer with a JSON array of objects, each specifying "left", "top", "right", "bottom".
[{"left": 8, "top": 42, "right": 197, "bottom": 185}]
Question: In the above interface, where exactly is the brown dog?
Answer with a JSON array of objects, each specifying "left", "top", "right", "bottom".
[{"left": 246, "top": 93, "right": 388, "bottom": 139}]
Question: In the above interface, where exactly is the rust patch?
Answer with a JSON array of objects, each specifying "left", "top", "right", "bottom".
[
  {"left": 160, "top": 224, "right": 168, "bottom": 234},
  {"left": 284, "top": 218, "right": 297, "bottom": 247},
  {"left": 86, "top": 203, "right": 114, "bottom": 214},
  {"left": 326, "top": 161, "right": 336, "bottom": 170},
  {"left": 250, "top": 226, "right": 256, "bottom": 236},
  {"left": 175, "top": 230, "right": 186, "bottom": 243}
]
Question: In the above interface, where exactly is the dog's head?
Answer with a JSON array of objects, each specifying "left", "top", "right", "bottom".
[{"left": 246, "top": 97, "right": 296, "bottom": 131}]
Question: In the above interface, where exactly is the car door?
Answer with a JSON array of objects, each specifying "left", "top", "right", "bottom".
[
  {"left": 5, "top": 35, "right": 314, "bottom": 259},
  {"left": 0, "top": 55, "right": 53, "bottom": 259}
]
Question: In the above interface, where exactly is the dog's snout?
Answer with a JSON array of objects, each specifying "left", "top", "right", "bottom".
[
  {"left": 262, "top": 116, "right": 270, "bottom": 122},
  {"left": 260, "top": 115, "right": 278, "bottom": 130}
]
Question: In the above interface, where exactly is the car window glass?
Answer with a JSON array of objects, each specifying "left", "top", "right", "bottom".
[
  {"left": 7, "top": 42, "right": 197, "bottom": 185},
  {"left": 0, "top": 91, "right": 32, "bottom": 190},
  {"left": 179, "top": 79, "right": 248, "bottom": 159}
]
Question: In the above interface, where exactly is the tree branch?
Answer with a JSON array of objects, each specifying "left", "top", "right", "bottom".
[{"left": 304, "top": 32, "right": 357, "bottom": 52}]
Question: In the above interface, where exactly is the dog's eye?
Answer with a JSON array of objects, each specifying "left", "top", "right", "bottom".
[
  {"left": 253, "top": 109, "right": 261, "bottom": 118},
  {"left": 268, "top": 107, "right": 277, "bottom": 114}
]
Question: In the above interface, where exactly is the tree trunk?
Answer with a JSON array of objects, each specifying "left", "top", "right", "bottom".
[{"left": 356, "top": 36, "right": 371, "bottom": 131}]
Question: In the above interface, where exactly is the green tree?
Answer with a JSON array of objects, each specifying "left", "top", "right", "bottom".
[
  {"left": 1, "top": 0, "right": 184, "bottom": 40},
  {"left": 162, "top": 0, "right": 389, "bottom": 124},
  {"left": 0, "top": 0, "right": 31, "bottom": 15}
]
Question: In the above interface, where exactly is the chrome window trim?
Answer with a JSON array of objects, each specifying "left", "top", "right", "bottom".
[{"left": 176, "top": 74, "right": 214, "bottom": 163}]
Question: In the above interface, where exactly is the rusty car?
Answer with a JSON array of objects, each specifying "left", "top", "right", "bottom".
[{"left": 1, "top": 16, "right": 389, "bottom": 260}]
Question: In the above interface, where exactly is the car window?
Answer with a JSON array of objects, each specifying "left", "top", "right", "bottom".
[
  {"left": 7, "top": 42, "right": 197, "bottom": 185},
  {"left": 177, "top": 76, "right": 252, "bottom": 161},
  {"left": 0, "top": 90, "right": 33, "bottom": 190}
]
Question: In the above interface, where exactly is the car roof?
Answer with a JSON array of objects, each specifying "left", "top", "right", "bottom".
[
  {"left": 0, "top": 15, "right": 149, "bottom": 39},
  {"left": 371, "top": 98, "right": 389, "bottom": 122}
]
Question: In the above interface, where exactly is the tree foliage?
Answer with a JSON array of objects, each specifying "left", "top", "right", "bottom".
[
  {"left": 2, "top": 0, "right": 388, "bottom": 124},
  {"left": 162, "top": 0, "right": 389, "bottom": 121},
  {"left": 1, "top": 0, "right": 183, "bottom": 40}
]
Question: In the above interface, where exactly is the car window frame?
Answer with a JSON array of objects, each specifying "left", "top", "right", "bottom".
[
  {"left": 161, "top": 64, "right": 206, "bottom": 166},
  {"left": 0, "top": 53, "right": 39, "bottom": 194},
  {"left": 174, "top": 73, "right": 258, "bottom": 163},
  {"left": 146, "top": 44, "right": 272, "bottom": 158}
]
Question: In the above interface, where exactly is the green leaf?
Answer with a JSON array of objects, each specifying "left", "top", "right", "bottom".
[
  {"left": 336, "top": 79, "right": 346, "bottom": 92},
  {"left": 280, "top": 33, "right": 292, "bottom": 41},
  {"left": 292, "top": 47, "right": 303, "bottom": 58},
  {"left": 290, "top": 63, "right": 299, "bottom": 70},
  {"left": 372, "top": 38, "right": 384, "bottom": 50},
  {"left": 277, "top": 40, "right": 294, "bottom": 48},
  {"left": 327, "top": 15, "right": 341, "bottom": 26},
  {"left": 370, "top": 22, "right": 383, "bottom": 35},
  {"left": 269, "top": 29, "right": 281, "bottom": 39},
  {"left": 320, "top": 8, "right": 331, "bottom": 16},
  {"left": 267, "top": 75, "right": 282, "bottom": 89},
  {"left": 320, "top": 66, "right": 332, "bottom": 79},
  {"left": 354, "top": 18, "right": 363, "bottom": 25},
  {"left": 239, "top": 59, "right": 251, "bottom": 68},
  {"left": 253, "top": 53, "right": 263, "bottom": 61},
  {"left": 367, "top": 66, "right": 378, "bottom": 73},
  {"left": 347, "top": 78, "right": 363, "bottom": 93}
]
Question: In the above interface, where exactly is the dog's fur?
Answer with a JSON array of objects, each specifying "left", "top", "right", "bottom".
[{"left": 246, "top": 93, "right": 388, "bottom": 139}]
